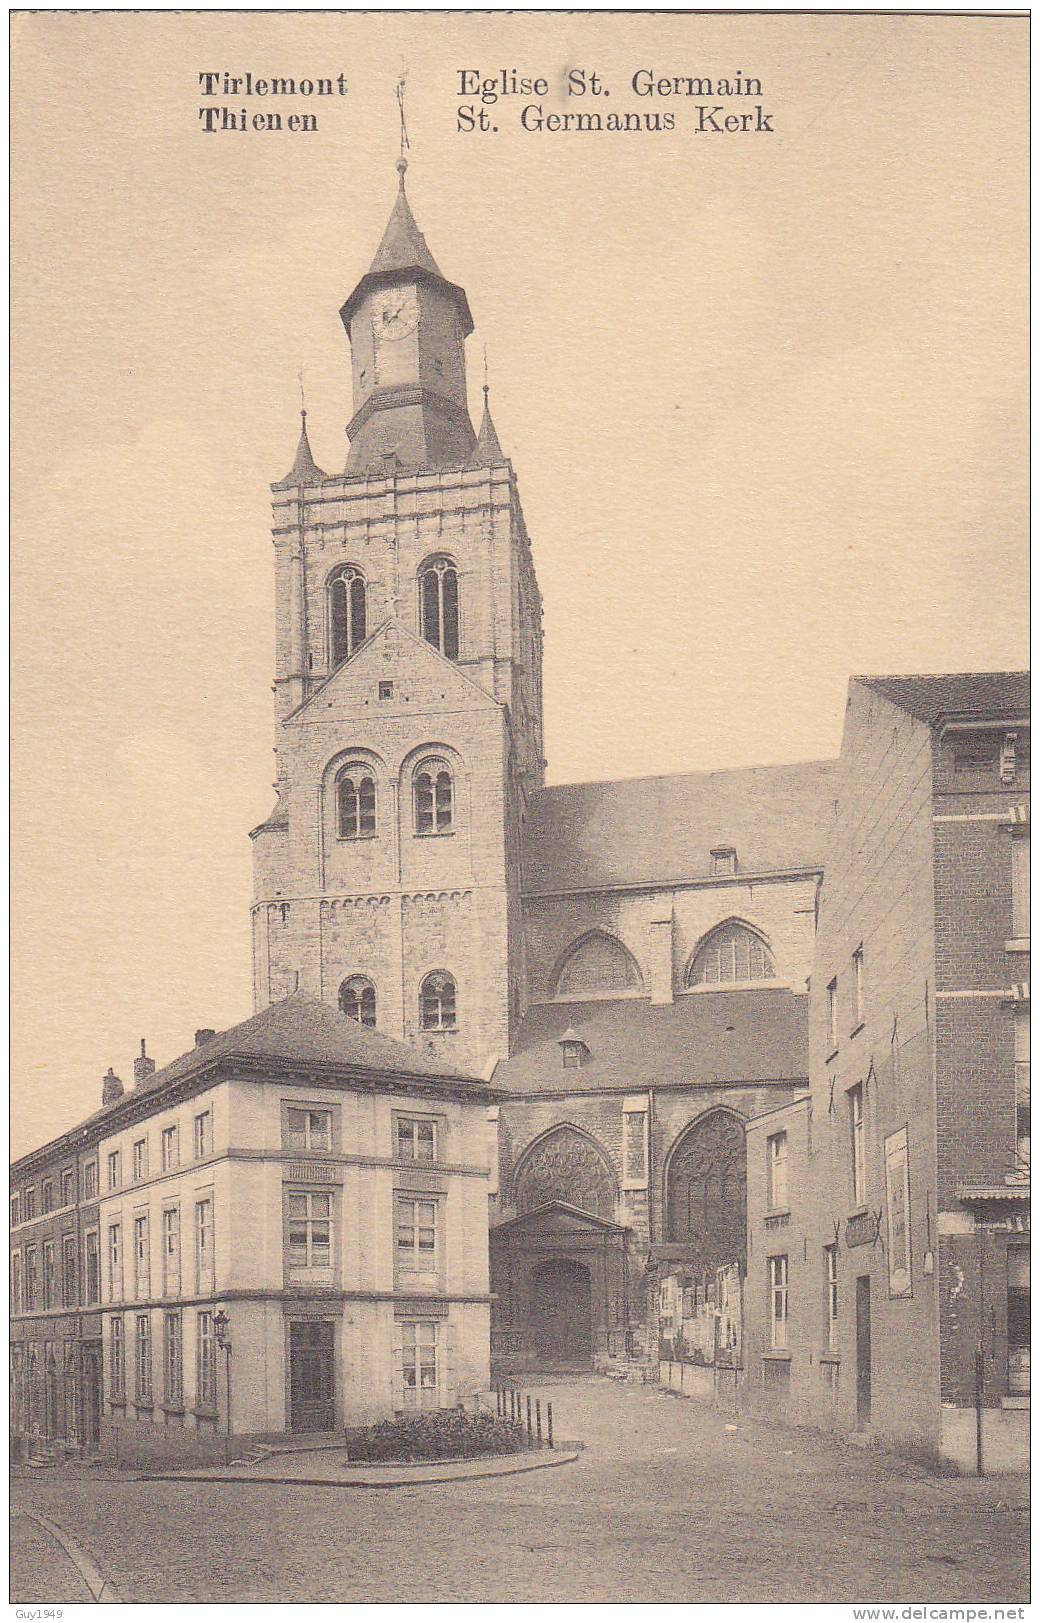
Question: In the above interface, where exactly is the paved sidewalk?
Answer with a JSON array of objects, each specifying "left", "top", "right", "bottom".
[
  {"left": 140, "top": 1444, "right": 579, "bottom": 1488},
  {"left": 10, "top": 1513, "right": 96, "bottom": 1604}
]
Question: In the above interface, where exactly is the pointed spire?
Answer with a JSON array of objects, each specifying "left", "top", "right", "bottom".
[
  {"left": 366, "top": 159, "right": 443, "bottom": 280},
  {"left": 273, "top": 409, "right": 328, "bottom": 489},
  {"left": 471, "top": 379, "right": 506, "bottom": 465}
]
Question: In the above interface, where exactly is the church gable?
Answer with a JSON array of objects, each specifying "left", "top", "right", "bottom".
[{"left": 283, "top": 618, "right": 499, "bottom": 729}]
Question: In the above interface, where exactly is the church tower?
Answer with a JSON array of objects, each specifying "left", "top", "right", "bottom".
[{"left": 250, "top": 160, "right": 544, "bottom": 1075}]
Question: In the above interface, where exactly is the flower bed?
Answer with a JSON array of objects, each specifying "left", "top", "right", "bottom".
[{"left": 344, "top": 1408, "right": 527, "bottom": 1462}]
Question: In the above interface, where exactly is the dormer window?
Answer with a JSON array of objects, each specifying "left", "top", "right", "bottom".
[
  {"left": 711, "top": 846, "right": 737, "bottom": 876},
  {"left": 558, "top": 1031, "right": 591, "bottom": 1069}
]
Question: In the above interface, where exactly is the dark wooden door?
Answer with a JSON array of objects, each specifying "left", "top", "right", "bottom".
[
  {"left": 855, "top": 1275, "right": 872, "bottom": 1428},
  {"left": 531, "top": 1260, "right": 593, "bottom": 1367},
  {"left": 82, "top": 1345, "right": 102, "bottom": 1449},
  {"left": 290, "top": 1321, "right": 335, "bottom": 1432}
]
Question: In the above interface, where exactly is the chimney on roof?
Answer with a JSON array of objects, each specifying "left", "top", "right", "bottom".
[
  {"left": 102, "top": 1067, "right": 124, "bottom": 1106},
  {"left": 133, "top": 1038, "right": 156, "bottom": 1089},
  {"left": 195, "top": 1027, "right": 216, "bottom": 1047}
]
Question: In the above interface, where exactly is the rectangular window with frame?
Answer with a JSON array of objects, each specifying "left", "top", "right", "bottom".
[
  {"left": 395, "top": 1116, "right": 436, "bottom": 1163},
  {"left": 162, "top": 1207, "right": 181, "bottom": 1296},
  {"left": 1012, "top": 831, "right": 1030, "bottom": 940},
  {"left": 824, "top": 1244, "right": 839, "bottom": 1351},
  {"left": 767, "top": 1131, "right": 789, "bottom": 1211},
  {"left": 197, "top": 1311, "right": 216, "bottom": 1409},
  {"left": 84, "top": 1230, "right": 100, "bottom": 1306},
  {"left": 849, "top": 1083, "right": 866, "bottom": 1207},
  {"left": 132, "top": 1139, "right": 148, "bottom": 1183},
  {"left": 134, "top": 1214, "right": 150, "bottom": 1298},
  {"left": 107, "top": 1151, "right": 121, "bottom": 1192},
  {"left": 286, "top": 1191, "right": 333, "bottom": 1282},
  {"left": 769, "top": 1254, "right": 789, "bottom": 1350},
  {"left": 24, "top": 1246, "right": 37, "bottom": 1310},
  {"left": 83, "top": 1161, "right": 98, "bottom": 1200},
  {"left": 23, "top": 1187, "right": 36, "bottom": 1221},
  {"left": 397, "top": 1320, "right": 439, "bottom": 1411},
  {"left": 62, "top": 1233, "right": 77, "bottom": 1307},
  {"left": 852, "top": 947, "right": 865, "bottom": 1028},
  {"left": 1015, "top": 1008, "right": 1030, "bottom": 1173},
  {"left": 163, "top": 1312, "right": 183, "bottom": 1408},
  {"left": 135, "top": 1313, "right": 152, "bottom": 1403},
  {"left": 827, "top": 978, "right": 839, "bottom": 1053},
  {"left": 10, "top": 1194, "right": 20, "bottom": 1228},
  {"left": 161, "top": 1125, "right": 180, "bottom": 1173},
  {"left": 108, "top": 1222, "right": 123, "bottom": 1300},
  {"left": 1007, "top": 1246, "right": 1030, "bottom": 1397},
  {"left": 193, "top": 1111, "right": 212, "bottom": 1161},
  {"left": 60, "top": 1169, "right": 75, "bottom": 1208},
  {"left": 11, "top": 1252, "right": 22, "bottom": 1314},
  {"left": 42, "top": 1241, "right": 56, "bottom": 1308},
  {"left": 110, "top": 1315, "right": 125, "bottom": 1401},
  {"left": 283, "top": 1107, "right": 332, "bottom": 1154},
  {"left": 195, "top": 1199, "right": 214, "bottom": 1293},
  {"left": 41, "top": 1180, "right": 54, "bottom": 1215},
  {"left": 395, "top": 1197, "right": 438, "bottom": 1276}
]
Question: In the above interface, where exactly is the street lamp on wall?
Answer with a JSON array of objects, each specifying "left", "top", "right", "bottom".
[{"left": 213, "top": 1309, "right": 232, "bottom": 1462}]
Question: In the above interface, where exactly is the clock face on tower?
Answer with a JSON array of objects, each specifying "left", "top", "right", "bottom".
[{"left": 372, "top": 287, "right": 418, "bottom": 343}]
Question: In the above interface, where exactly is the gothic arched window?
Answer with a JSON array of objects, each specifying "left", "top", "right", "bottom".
[
  {"left": 665, "top": 1110, "right": 747, "bottom": 1268},
  {"left": 414, "top": 759, "right": 454, "bottom": 835},
  {"left": 340, "top": 975, "right": 376, "bottom": 1028},
  {"left": 420, "top": 972, "right": 457, "bottom": 1031},
  {"left": 686, "top": 920, "right": 776, "bottom": 987},
  {"left": 418, "top": 556, "right": 460, "bottom": 660},
  {"left": 551, "top": 931, "right": 643, "bottom": 999},
  {"left": 337, "top": 767, "right": 377, "bottom": 839},
  {"left": 514, "top": 1126, "right": 616, "bottom": 1220},
  {"left": 328, "top": 564, "right": 367, "bottom": 667}
]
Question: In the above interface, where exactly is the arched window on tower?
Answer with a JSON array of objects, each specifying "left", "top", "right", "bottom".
[
  {"left": 414, "top": 759, "right": 454, "bottom": 835},
  {"left": 328, "top": 565, "right": 367, "bottom": 667},
  {"left": 420, "top": 972, "right": 457, "bottom": 1031},
  {"left": 337, "top": 767, "right": 377, "bottom": 839},
  {"left": 340, "top": 976, "right": 376, "bottom": 1028},
  {"left": 418, "top": 556, "right": 460, "bottom": 660},
  {"left": 686, "top": 920, "right": 776, "bottom": 987}
]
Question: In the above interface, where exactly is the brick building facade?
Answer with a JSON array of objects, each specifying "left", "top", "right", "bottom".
[{"left": 736, "top": 675, "right": 1029, "bottom": 1471}]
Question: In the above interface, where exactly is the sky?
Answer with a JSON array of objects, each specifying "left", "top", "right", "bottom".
[{"left": 11, "top": 10, "right": 1028, "bottom": 1157}]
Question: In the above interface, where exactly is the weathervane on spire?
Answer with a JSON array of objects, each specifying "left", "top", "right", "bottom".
[
  {"left": 483, "top": 345, "right": 490, "bottom": 403},
  {"left": 298, "top": 368, "right": 307, "bottom": 422},
  {"left": 395, "top": 71, "right": 410, "bottom": 181}
]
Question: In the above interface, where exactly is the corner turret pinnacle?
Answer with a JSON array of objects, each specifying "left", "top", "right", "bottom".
[
  {"left": 273, "top": 410, "right": 328, "bottom": 489},
  {"left": 471, "top": 384, "right": 506, "bottom": 465}
]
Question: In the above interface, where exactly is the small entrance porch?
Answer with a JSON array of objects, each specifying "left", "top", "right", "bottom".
[{"left": 490, "top": 1201, "right": 633, "bottom": 1375}]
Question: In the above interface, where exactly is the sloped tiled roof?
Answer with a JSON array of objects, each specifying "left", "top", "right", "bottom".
[
  {"left": 858, "top": 672, "right": 1029, "bottom": 725},
  {"left": 493, "top": 989, "right": 809, "bottom": 1096},
  {"left": 15, "top": 998, "right": 492, "bottom": 1171},
  {"left": 522, "top": 760, "right": 837, "bottom": 894}
]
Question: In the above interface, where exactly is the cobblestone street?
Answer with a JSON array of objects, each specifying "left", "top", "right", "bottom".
[{"left": 10, "top": 1379, "right": 1030, "bottom": 1604}]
